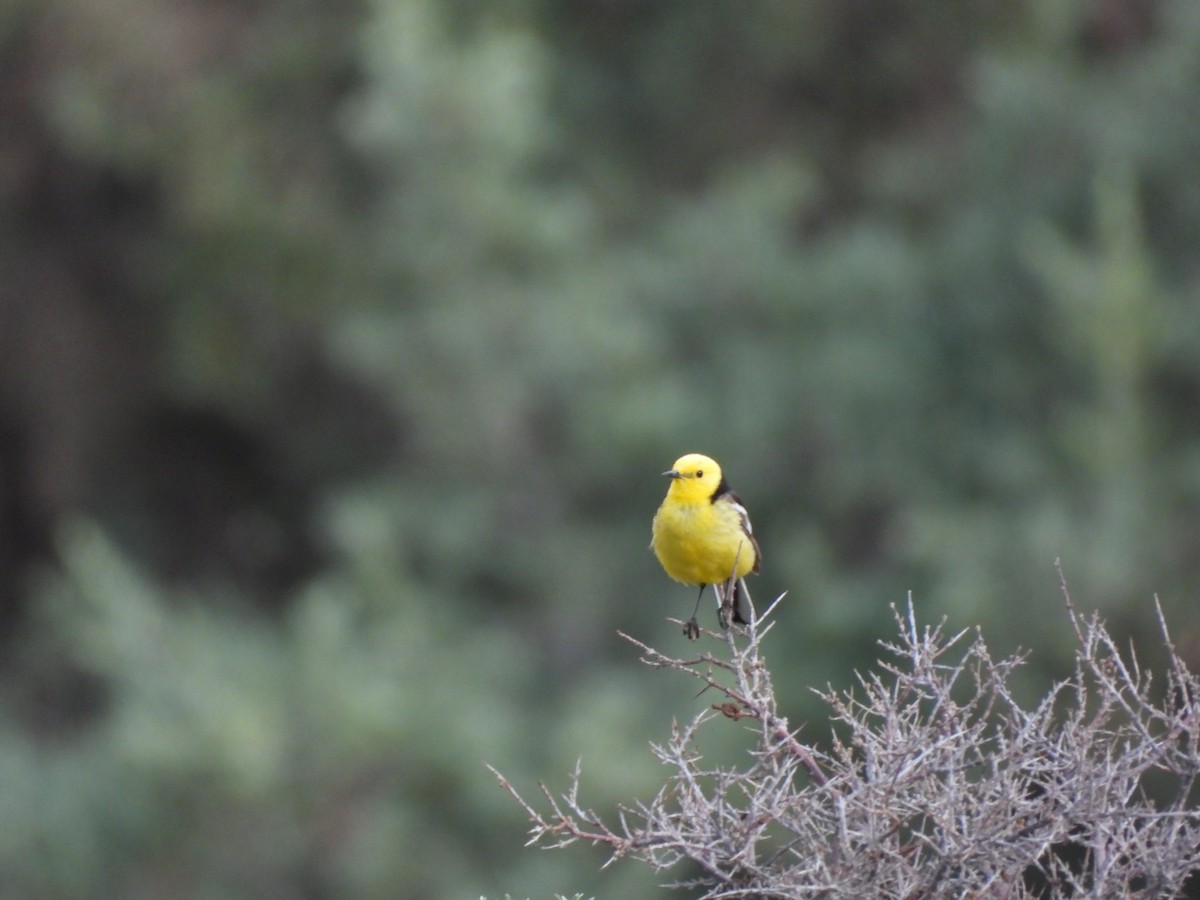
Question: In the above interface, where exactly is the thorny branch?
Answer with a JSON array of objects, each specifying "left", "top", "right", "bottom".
[{"left": 489, "top": 584, "right": 1200, "bottom": 898}]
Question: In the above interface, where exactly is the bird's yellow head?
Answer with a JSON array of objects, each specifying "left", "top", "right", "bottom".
[{"left": 662, "top": 452, "right": 725, "bottom": 503}]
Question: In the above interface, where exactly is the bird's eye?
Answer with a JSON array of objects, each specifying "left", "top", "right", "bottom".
[{"left": 695, "top": 469, "right": 703, "bottom": 478}]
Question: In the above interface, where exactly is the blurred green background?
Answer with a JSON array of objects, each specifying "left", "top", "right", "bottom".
[{"left": 4, "top": 0, "right": 1200, "bottom": 896}]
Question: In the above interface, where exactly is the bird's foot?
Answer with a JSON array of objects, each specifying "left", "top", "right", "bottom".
[{"left": 683, "top": 617, "right": 701, "bottom": 640}]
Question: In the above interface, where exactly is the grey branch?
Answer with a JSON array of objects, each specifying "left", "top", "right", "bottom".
[{"left": 489, "top": 588, "right": 1200, "bottom": 898}]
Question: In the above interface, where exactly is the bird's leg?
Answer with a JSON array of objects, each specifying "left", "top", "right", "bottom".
[
  {"left": 684, "top": 585, "right": 705, "bottom": 640},
  {"left": 717, "top": 543, "right": 745, "bottom": 630},
  {"left": 717, "top": 575, "right": 736, "bottom": 630}
]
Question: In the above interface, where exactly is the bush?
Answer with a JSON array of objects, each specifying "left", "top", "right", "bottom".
[{"left": 492, "top": 576, "right": 1200, "bottom": 898}]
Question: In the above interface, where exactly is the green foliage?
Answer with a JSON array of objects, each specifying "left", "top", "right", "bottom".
[{"left": 6, "top": 0, "right": 1200, "bottom": 896}]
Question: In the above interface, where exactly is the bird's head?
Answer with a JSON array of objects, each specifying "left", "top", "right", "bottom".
[{"left": 662, "top": 452, "right": 724, "bottom": 502}]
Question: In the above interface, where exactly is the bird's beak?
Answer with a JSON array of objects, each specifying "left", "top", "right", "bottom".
[{"left": 662, "top": 469, "right": 682, "bottom": 479}]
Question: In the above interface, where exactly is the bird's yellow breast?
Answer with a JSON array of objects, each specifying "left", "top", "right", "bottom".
[{"left": 652, "top": 497, "right": 757, "bottom": 587}]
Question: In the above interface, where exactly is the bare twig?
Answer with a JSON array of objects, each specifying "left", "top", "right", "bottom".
[{"left": 489, "top": 586, "right": 1200, "bottom": 898}]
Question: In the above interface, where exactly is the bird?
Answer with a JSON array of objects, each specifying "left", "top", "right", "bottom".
[{"left": 651, "top": 453, "right": 761, "bottom": 638}]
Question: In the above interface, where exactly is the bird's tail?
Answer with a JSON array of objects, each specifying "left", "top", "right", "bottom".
[
  {"left": 716, "top": 577, "right": 754, "bottom": 627},
  {"left": 732, "top": 577, "right": 753, "bottom": 625}
]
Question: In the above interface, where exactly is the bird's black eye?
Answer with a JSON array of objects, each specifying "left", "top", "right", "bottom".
[{"left": 695, "top": 469, "right": 703, "bottom": 478}]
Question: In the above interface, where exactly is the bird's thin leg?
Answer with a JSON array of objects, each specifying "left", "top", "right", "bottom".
[
  {"left": 717, "top": 543, "right": 744, "bottom": 630},
  {"left": 683, "top": 585, "right": 705, "bottom": 640}
]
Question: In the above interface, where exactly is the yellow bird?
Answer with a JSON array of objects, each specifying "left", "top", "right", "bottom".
[{"left": 651, "top": 453, "right": 761, "bottom": 636}]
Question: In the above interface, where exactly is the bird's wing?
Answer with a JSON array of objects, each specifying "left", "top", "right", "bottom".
[{"left": 725, "top": 491, "right": 762, "bottom": 573}]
